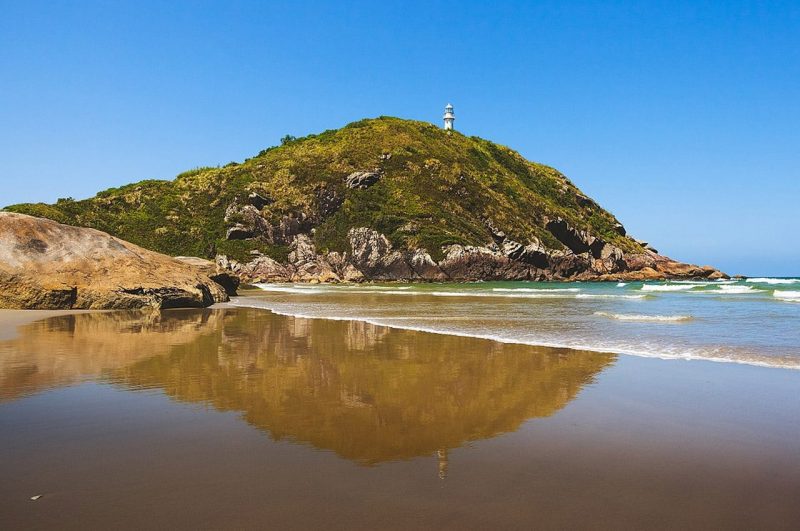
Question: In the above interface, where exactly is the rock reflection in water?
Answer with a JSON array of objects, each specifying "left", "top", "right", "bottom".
[
  {"left": 1, "top": 308, "right": 615, "bottom": 465},
  {"left": 0, "top": 310, "right": 221, "bottom": 401}
]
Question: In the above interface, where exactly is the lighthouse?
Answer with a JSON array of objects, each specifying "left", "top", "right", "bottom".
[{"left": 443, "top": 103, "right": 455, "bottom": 130}]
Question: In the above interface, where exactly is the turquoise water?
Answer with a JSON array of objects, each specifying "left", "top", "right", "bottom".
[{"left": 232, "top": 278, "right": 800, "bottom": 370}]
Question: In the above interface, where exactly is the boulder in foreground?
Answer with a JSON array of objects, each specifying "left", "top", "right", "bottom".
[{"left": 0, "top": 212, "right": 228, "bottom": 310}]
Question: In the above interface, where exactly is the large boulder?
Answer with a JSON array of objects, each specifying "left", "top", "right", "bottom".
[
  {"left": 173, "top": 256, "right": 240, "bottom": 296},
  {"left": 0, "top": 212, "right": 228, "bottom": 310}
]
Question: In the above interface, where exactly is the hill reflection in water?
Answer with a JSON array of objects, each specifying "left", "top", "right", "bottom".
[{"left": 1, "top": 308, "right": 615, "bottom": 465}]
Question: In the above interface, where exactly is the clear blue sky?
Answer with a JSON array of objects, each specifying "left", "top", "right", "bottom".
[{"left": 1, "top": 1, "right": 798, "bottom": 275}]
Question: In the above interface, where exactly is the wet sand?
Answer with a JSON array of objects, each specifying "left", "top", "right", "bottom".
[
  {"left": 0, "top": 307, "right": 799, "bottom": 529},
  {"left": 0, "top": 309, "right": 98, "bottom": 341}
]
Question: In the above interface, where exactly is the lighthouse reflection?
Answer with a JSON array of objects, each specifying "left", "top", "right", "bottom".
[{"left": 1, "top": 308, "right": 615, "bottom": 469}]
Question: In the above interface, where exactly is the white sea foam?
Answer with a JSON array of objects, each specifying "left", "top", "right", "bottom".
[
  {"left": 715, "top": 285, "right": 758, "bottom": 294},
  {"left": 576, "top": 293, "right": 648, "bottom": 300},
  {"left": 594, "top": 312, "right": 692, "bottom": 322},
  {"left": 253, "top": 284, "right": 642, "bottom": 300},
  {"left": 747, "top": 278, "right": 800, "bottom": 285},
  {"left": 773, "top": 290, "right": 800, "bottom": 302},
  {"left": 253, "top": 284, "right": 321, "bottom": 294},
  {"left": 491, "top": 287, "right": 581, "bottom": 293},
  {"left": 640, "top": 284, "right": 697, "bottom": 292},
  {"left": 616, "top": 282, "right": 627, "bottom": 287},
  {"left": 346, "top": 285, "right": 413, "bottom": 290}
]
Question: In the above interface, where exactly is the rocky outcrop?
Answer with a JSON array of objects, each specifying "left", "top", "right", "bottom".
[
  {"left": 348, "top": 228, "right": 417, "bottom": 279},
  {"left": 224, "top": 203, "right": 270, "bottom": 240},
  {"left": 224, "top": 200, "right": 311, "bottom": 245},
  {"left": 214, "top": 204, "right": 725, "bottom": 284},
  {"left": 438, "top": 245, "right": 536, "bottom": 280},
  {"left": 0, "top": 213, "right": 228, "bottom": 309},
  {"left": 287, "top": 235, "right": 339, "bottom": 282},
  {"left": 502, "top": 239, "right": 550, "bottom": 269},
  {"left": 220, "top": 218, "right": 726, "bottom": 284},
  {"left": 233, "top": 255, "right": 292, "bottom": 282},
  {"left": 546, "top": 217, "right": 594, "bottom": 255},
  {"left": 315, "top": 184, "right": 343, "bottom": 218},
  {"left": 344, "top": 170, "right": 382, "bottom": 189},
  {"left": 173, "top": 256, "right": 240, "bottom": 296},
  {"left": 247, "top": 192, "right": 273, "bottom": 210}
]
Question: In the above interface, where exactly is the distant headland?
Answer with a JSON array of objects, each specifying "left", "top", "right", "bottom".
[{"left": 1, "top": 115, "right": 726, "bottom": 309}]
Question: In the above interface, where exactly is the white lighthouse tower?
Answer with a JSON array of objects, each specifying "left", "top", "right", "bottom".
[{"left": 443, "top": 103, "right": 455, "bottom": 130}]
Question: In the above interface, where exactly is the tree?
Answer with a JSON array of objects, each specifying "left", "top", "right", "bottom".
[{"left": 280, "top": 135, "right": 297, "bottom": 145}]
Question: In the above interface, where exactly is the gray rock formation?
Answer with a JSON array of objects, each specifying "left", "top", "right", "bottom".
[
  {"left": 247, "top": 192, "right": 273, "bottom": 210},
  {"left": 348, "top": 228, "right": 415, "bottom": 279},
  {"left": 224, "top": 200, "right": 310, "bottom": 245},
  {"left": 345, "top": 170, "right": 382, "bottom": 189},
  {"left": 220, "top": 214, "right": 727, "bottom": 284}
]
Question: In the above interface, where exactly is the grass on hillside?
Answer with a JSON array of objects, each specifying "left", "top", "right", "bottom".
[{"left": 4, "top": 117, "right": 640, "bottom": 262}]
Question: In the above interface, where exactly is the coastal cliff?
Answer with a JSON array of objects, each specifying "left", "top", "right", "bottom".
[{"left": 4, "top": 117, "right": 725, "bottom": 283}]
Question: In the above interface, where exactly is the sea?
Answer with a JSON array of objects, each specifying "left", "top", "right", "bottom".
[{"left": 232, "top": 277, "right": 800, "bottom": 370}]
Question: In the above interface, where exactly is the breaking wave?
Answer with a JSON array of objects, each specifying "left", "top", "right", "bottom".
[
  {"left": 253, "top": 284, "right": 643, "bottom": 300},
  {"left": 492, "top": 287, "right": 580, "bottom": 293},
  {"left": 715, "top": 285, "right": 758, "bottom": 294},
  {"left": 747, "top": 278, "right": 800, "bottom": 285},
  {"left": 774, "top": 290, "right": 800, "bottom": 302},
  {"left": 594, "top": 312, "right": 693, "bottom": 322},
  {"left": 640, "top": 284, "right": 697, "bottom": 292}
]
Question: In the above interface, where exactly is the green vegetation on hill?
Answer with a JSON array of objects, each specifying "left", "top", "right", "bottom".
[{"left": 4, "top": 117, "right": 639, "bottom": 261}]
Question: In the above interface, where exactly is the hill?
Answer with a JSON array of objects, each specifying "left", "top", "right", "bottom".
[{"left": 4, "top": 117, "right": 724, "bottom": 282}]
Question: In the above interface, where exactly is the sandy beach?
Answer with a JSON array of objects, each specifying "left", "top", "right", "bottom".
[{"left": 1, "top": 305, "right": 798, "bottom": 530}]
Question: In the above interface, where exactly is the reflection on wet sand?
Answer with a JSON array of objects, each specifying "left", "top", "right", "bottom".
[
  {"left": 0, "top": 310, "right": 221, "bottom": 401},
  {"left": 0, "top": 308, "right": 615, "bottom": 464}
]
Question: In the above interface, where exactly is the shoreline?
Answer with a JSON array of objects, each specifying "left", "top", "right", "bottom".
[
  {"left": 223, "top": 295, "right": 800, "bottom": 372},
  {"left": 3, "top": 288, "right": 795, "bottom": 373}
]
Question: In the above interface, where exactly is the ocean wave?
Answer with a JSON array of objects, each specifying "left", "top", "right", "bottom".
[
  {"left": 576, "top": 293, "right": 648, "bottom": 300},
  {"left": 747, "top": 278, "right": 800, "bottom": 285},
  {"left": 773, "top": 290, "right": 800, "bottom": 302},
  {"left": 428, "top": 291, "right": 589, "bottom": 299},
  {"left": 715, "top": 285, "right": 758, "bottom": 294},
  {"left": 491, "top": 287, "right": 581, "bottom": 293},
  {"left": 344, "top": 285, "right": 413, "bottom": 290},
  {"left": 640, "top": 284, "right": 697, "bottom": 292},
  {"left": 253, "top": 284, "right": 643, "bottom": 300},
  {"left": 225, "top": 298, "right": 800, "bottom": 371},
  {"left": 253, "top": 284, "right": 321, "bottom": 294},
  {"left": 594, "top": 312, "right": 692, "bottom": 322},
  {"left": 616, "top": 282, "right": 628, "bottom": 287}
]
